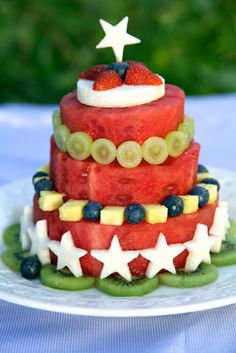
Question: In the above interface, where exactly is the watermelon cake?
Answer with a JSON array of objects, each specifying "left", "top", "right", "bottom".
[{"left": 2, "top": 17, "right": 235, "bottom": 297}]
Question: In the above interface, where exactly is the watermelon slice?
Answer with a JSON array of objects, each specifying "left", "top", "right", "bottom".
[
  {"left": 60, "top": 84, "right": 184, "bottom": 146},
  {"left": 34, "top": 195, "right": 217, "bottom": 277},
  {"left": 50, "top": 138, "right": 200, "bottom": 205}
]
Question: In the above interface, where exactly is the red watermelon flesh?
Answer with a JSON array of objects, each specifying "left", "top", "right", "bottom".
[
  {"left": 60, "top": 84, "right": 184, "bottom": 146},
  {"left": 50, "top": 138, "right": 200, "bottom": 205},
  {"left": 34, "top": 195, "right": 217, "bottom": 277}
]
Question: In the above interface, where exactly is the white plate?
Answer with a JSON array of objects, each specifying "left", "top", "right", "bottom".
[{"left": 0, "top": 168, "right": 236, "bottom": 317}]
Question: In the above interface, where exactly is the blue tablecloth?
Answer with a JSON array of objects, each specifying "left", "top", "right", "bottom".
[{"left": 0, "top": 94, "right": 236, "bottom": 353}]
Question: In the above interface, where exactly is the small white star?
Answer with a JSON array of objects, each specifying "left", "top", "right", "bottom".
[
  {"left": 20, "top": 206, "right": 34, "bottom": 250},
  {"left": 27, "top": 219, "right": 51, "bottom": 265},
  {"left": 210, "top": 201, "right": 229, "bottom": 253},
  {"left": 140, "top": 233, "right": 185, "bottom": 278},
  {"left": 96, "top": 16, "right": 140, "bottom": 62},
  {"left": 184, "top": 224, "right": 216, "bottom": 272},
  {"left": 91, "top": 235, "right": 139, "bottom": 281},
  {"left": 48, "top": 231, "right": 87, "bottom": 277}
]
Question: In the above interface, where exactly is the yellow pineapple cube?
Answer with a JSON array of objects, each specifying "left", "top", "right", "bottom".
[
  {"left": 180, "top": 195, "right": 199, "bottom": 214},
  {"left": 198, "top": 183, "right": 218, "bottom": 204},
  {"left": 197, "top": 172, "right": 212, "bottom": 183},
  {"left": 100, "top": 206, "right": 125, "bottom": 226},
  {"left": 36, "top": 164, "right": 49, "bottom": 174},
  {"left": 144, "top": 204, "right": 168, "bottom": 224},
  {"left": 59, "top": 200, "right": 88, "bottom": 222},
  {"left": 39, "top": 191, "right": 64, "bottom": 211}
]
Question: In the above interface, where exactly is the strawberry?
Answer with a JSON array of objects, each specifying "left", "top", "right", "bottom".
[
  {"left": 125, "top": 63, "right": 163, "bottom": 86},
  {"left": 93, "top": 70, "right": 123, "bottom": 91},
  {"left": 79, "top": 65, "right": 107, "bottom": 80}
]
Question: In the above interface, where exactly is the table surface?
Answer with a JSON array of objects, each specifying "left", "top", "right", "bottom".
[{"left": 0, "top": 93, "right": 236, "bottom": 353}]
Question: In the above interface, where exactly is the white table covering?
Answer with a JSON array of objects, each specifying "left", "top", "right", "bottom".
[{"left": 0, "top": 93, "right": 236, "bottom": 353}]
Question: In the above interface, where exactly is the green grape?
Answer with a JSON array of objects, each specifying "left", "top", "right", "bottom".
[
  {"left": 184, "top": 115, "right": 195, "bottom": 140},
  {"left": 66, "top": 131, "right": 92, "bottom": 160},
  {"left": 142, "top": 137, "right": 168, "bottom": 165},
  {"left": 54, "top": 124, "right": 71, "bottom": 152},
  {"left": 52, "top": 110, "right": 62, "bottom": 131},
  {"left": 117, "top": 141, "right": 142, "bottom": 168},
  {"left": 91, "top": 138, "right": 117, "bottom": 165},
  {"left": 165, "top": 131, "right": 186, "bottom": 157},
  {"left": 177, "top": 122, "right": 191, "bottom": 149}
]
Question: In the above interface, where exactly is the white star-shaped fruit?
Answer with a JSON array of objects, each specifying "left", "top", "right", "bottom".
[
  {"left": 20, "top": 206, "right": 34, "bottom": 250},
  {"left": 91, "top": 235, "right": 139, "bottom": 281},
  {"left": 48, "top": 231, "right": 87, "bottom": 277},
  {"left": 96, "top": 16, "right": 140, "bottom": 62},
  {"left": 27, "top": 219, "right": 51, "bottom": 265},
  {"left": 184, "top": 223, "right": 216, "bottom": 272},
  {"left": 210, "top": 201, "right": 230, "bottom": 253},
  {"left": 140, "top": 233, "right": 185, "bottom": 279}
]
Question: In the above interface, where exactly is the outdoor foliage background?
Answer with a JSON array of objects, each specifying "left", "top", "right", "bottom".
[{"left": 0, "top": 0, "right": 236, "bottom": 103}]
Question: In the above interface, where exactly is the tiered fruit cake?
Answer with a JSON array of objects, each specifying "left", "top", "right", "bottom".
[{"left": 2, "top": 17, "right": 236, "bottom": 296}]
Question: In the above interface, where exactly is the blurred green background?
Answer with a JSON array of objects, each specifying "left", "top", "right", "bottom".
[{"left": 0, "top": 0, "right": 236, "bottom": 103}]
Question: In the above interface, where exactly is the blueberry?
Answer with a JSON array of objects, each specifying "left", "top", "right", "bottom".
[
  {"left": 32, "top": 171, "right": 48, "bottom": 185},
  {"left": 106, "top": 62, "right": 129, "bottom": 80},
  {"left": 125, "top": 203, "right": 146, "bottom": 224},
  {"left": 162, "top": 196, "right": 184, "bottom": 217},
  {"left": 20, "top": 256, "right": 41, "bottom": 279},
  {"left": 84, "top": 201, "right": 104, "bottom": 221},
  {"left": 200, "top": 177, "right": 220, "bottom": 191},
  {"left": 34, "top": 178, "right": 54, "bottom": 194},
  {"left": 189, "top": 186, "right": 209, "bottom": 208},
  {"left": 197, "top": 164, "right": 209, "bottom": 173}
]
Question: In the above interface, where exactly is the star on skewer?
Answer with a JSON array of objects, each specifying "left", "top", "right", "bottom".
[{"left": 96, "top": 16, "right": 140, "bottom": 62}]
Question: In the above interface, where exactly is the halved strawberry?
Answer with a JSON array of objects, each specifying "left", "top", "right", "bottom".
[
  {"left": 125, "top": 63, "right": 163, "bottom": 86},
  {"left": 93, "top": 70, "right": 123, "bottom": 91},
  {"left": 79, "top": 65, "right": 107, "bottom": 80}
]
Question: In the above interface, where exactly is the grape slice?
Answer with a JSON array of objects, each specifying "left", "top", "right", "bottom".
[
  {"left": 66, "top": 131, "right": 92, "bottom": 160},
  {"left": 91, "top": 138, "right": 117, "bottom": 165},
  {"left": 184, "top": 115, "right": 195, "bottom": 140},
  {"left": 54, "top": 124, "right": 71, "bottom": 152},
  {"left": 52, "top": 110, "right": 62, "bottom": 131},
  {"left": 142, "top": 137, "right": 168, "bottom": 165},
  {"left": 165, "top": 131, "right": 186, "bottom": 157},
  {"left": 117, "top": 141, "right": 142, "bottom": 168},
  {"left": 177, "top": 122, "right": 191, "bottom": 148}
]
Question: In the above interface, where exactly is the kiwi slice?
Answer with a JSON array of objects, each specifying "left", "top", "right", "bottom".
[
  {"left": 95, "top": 275, "right": 159, "bottom": 297},
  {"left": 211, "top": 238, "right": 236, "bottom": 266},
  {"left": 54, "top": 124, "right": 71, "bottom": 152},
  {"left": 40, "top": 264, "right": 95, "bottom": 290},
  {"left": 226, "top": 219, "right": 236, "bottom": 239},
  {"left": 91, "top": 138, "right": 117, "bottom": 165},
  {"left": 3, "top": 223, "right": 22, "bottom": 252},
  {"left": 1, "top": 249, "right": 29, "bottom": 272},
  {"left": 66, "top": 131, "right": 92, "bottom": 160},
  {"left": 117, "top": 141, "right": 142, "bottom": 168},
  {"left": 165, "top": 131, "right": 186, "bottom": 157},
  {"left": 160, "top": 263, "right": 218, "bottom": 288},
  {"left": 142, "top": 137, "right": 168, "bottom": 165}
]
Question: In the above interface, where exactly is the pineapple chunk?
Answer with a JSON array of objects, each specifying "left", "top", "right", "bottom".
[
  {"left": 198, "top": 183, "right": 218, "bottom": 204},
  {"left": 100, "top": 206, "right": 125, "bottom": 226},
  {"left": 39, "top": 191, "right": 64, "bottom": 211},
  {"left": 144, "top": 204, "right": 168, "bottom": 224},
  {"left": 197, "top": 172, "right": 212, "bottom": 183},
  {"left": 59, "top": 199, "right": 88, "bottom": 222},
  {"left": 180, "top": 195, "right": 199, "bottom": 214},
  {"left": 36, "top": 164, "right": 49, "bottom": 174}
]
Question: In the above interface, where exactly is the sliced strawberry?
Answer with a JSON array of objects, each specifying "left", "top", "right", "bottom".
[
  {"left": 93, "top": 70, "right": 123, "bottom": 91},
  {"left": 79, "top": 65, "right": 107, "bottom": 80},
  {"left": 125, "top": 63, "right": 163, "bottom": 86}
]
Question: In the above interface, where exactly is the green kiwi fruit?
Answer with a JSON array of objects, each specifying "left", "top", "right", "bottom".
[
  {"left": 95, "top": 275, "right": 159, "bottom": 297},
  {"left": 40, "top": 264, "right": 95, "bottom": 290},
  {"left": 2, "top": 224, "right": 22, "bottom": 252},
  {"left": 226, "top": 219, "right": 236, "bottom": 239},
  {"left": 159, "top": 263, "right": 218, "bottom": 288},
  {"left": 1, "top": 249, "right": 29, "bottom": 272},
  {"left": 211, "top": 238, "right": 236, "bottom": 266}
]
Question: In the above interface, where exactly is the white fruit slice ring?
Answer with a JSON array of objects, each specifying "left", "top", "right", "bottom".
[{"left": 77, "top": 75, "right": 165, "bottom": 108}]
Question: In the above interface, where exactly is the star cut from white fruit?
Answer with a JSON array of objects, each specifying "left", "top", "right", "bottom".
[
  {"left": 27, "top": 219, "right": 51, "bottom": 265},
  {"left": 96, "top": 16, "right": 140, "bottom": 62},
  {"left": 91, "top": 235, "right": 139, "bottom": 281},
  {"left": 184, "top": 223, "right": 216, "bottom": 272},
  {"left": 20, "top": 206, "right": 34, "bottom": 250},
  {"left": 140, "top": 233, "right": 185, "bottom": 279},
  {"left": 48, "top": 231, "right": 87, "bottom": 277},
  {"left": 210, "top": 201, "right": 230, "bottom": 253}
]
